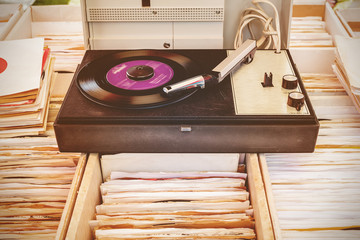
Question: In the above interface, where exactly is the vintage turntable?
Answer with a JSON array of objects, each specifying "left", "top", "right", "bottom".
[{"left": 54, "top": 40, "right": 319, "bottom": 153}]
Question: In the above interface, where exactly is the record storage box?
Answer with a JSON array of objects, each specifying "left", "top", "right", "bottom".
[
  {"left": 63, "top": 153, "right": 279, "bottom": 240},
  {"left": 289, "top": 2, "right": 349, "bottom": 74},
  {"left": 4, "top": 5, "right": 82, "bottom": 41},
  {"left": 335, "top": 7, "right": 360, "bottom": 37}
]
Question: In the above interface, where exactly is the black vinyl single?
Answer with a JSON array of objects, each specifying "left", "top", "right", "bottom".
[{"left": 76, "top": 50, "right": 201, "bottom": 109}]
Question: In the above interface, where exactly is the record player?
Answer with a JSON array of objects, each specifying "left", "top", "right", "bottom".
[{"left": 54, "top": 0, "right": 319, "bottom": 154}]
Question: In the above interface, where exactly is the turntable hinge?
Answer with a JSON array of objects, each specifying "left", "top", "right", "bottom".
[{"left": 180, "top": 126, "right": 192, "bottom": 132}]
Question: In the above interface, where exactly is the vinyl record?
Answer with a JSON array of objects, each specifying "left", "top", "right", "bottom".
[{"left": 76, "top": 50, "right": 201, "bottom": 109}]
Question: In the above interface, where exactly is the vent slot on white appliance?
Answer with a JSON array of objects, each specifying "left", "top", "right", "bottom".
[{"left": 88, "top": 8, "right": 224, "bottom": 22}]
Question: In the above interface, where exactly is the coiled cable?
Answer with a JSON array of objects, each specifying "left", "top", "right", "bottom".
[{"left": 234, "top": 0, "right": 281, "bottom": 53}]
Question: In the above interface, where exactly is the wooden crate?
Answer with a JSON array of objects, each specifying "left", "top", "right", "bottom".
[
  {"left": 64, "top": 153, "right": 278, "bottom": 240},
  {"left": 292, "top": 0, "right": 325, "bottom": 19},
  {"left": 5, "top": 5, "right": 82, "bottom": 40},
  {"left": 290, "top": 2, "right": 348, "bottom": 74},
  {"left": 55, "top": 153, "right": 88, "bottom": 240},
  {"left": 335, "top": 8, "right": 360, "bottom": 37}
]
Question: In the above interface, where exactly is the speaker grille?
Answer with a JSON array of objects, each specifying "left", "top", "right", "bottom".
[{"left": 88, "top": 8, "right": 224, "bottom": 22}]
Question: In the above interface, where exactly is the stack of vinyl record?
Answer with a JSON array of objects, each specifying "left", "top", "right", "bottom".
[
  {"left": 31, "top": 5, "right": 85, "bottom": 73},
  {"left": 39, "top": 33, "right": 85, "bottom": 73},
  {"left": 0, "top": 136, "right": 81, "bottom": 239},
  {"left": 0, "top": 38, "right": 54, "bottom": 138},
  {"left": 92, "top": 171, "right": 256, "bottom": 239},
  {"left": 290, "top": 16, "right": 333, "bottom": 47},
  {"left": 266, "top": 73, "right": 360, "bottom": 239}
]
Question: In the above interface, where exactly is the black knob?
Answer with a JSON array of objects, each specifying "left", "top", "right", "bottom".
[
  {"left": 282, "top": 74, "right": 298, "bottom": 89},
  {"left": 287, "top": 91, "right": 305, "bottom": 111}
]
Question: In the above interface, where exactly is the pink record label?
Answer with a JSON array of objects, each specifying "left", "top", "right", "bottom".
[{"left": 106, "top": 60, "right": 174, "bottom": 90}]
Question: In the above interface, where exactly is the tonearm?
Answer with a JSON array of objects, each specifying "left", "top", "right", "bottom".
[{"left": 163, "top": 39, "right": 257, "bottom": 95}]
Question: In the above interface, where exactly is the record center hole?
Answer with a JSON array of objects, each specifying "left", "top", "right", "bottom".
[{"left": 126, "top": 65, "right": 154, "bottom": 81}]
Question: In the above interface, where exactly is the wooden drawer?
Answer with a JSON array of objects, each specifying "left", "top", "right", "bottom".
[
  {"left": 55, "top": 154, "right": 87, "bottom": 240},
  {"left": 335, "top": 8, "right": 360, "bottom": 37},
  {"left": 64, "top": 153, "right": 278, "bottom": 239}
]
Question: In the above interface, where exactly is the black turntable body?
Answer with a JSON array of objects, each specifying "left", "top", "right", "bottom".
[{"left": 54, "top": 49, "right": 319, "bottom": 154}]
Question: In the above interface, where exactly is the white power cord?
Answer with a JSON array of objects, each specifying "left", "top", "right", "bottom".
[{"left": 234, "top": 0, "right": 281, "bottom": 53}]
